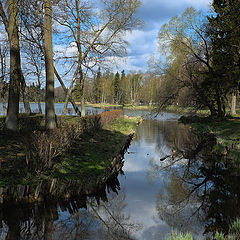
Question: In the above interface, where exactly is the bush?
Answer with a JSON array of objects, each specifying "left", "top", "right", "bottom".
[
  {"left": 99, "top": 109, "right": 123, "bottom": 126},
  {"left": 26, "top": 110, "right": 123, "bottom": 172},
  {"left": 0, "top": 117, "right": 5, "bottom": 131},
  {"left": 26, "top": 121, "right": 82, "bottom": 171},
  {"left": 18, "top": 114, "right": 44, "bottom": 131}
]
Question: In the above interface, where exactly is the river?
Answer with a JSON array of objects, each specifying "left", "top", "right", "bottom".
[{"left": 1, "top": 107, "right": 240, "bottom": 239}]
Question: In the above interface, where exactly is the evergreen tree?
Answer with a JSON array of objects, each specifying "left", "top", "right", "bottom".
[
  {"left": 113, "top": 72, "right": 120, "bottom": 104},
  {"left": 93, "top": 67, "right": 102, "bottom": 103},
  {"left": 73, "top": 78, "right": 81, "bottom": 102},
  {"left": 206, "top": 0, "right": 240, "bottom": 116}
]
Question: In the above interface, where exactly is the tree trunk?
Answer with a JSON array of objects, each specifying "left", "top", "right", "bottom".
[
  {"left": 231, "top": 92, "right": 236, "bottom": 115},
  {"left": 44, "top": 0, "right": 56, "bottom": 129},
  {"left": 37, "top": 73, "right": 42, "bottom": 114},
  {"left": 54, "top": 67, "right": 81, "bottom": 116},
  {"left": 5, "top": 0, "right": 21, "bottom": 131},
  {"left": 62, "top": 66, "right": 79, "bottom": 115},
  {"left": 20, "top": 70, "right": 31, "bottom": 114}
]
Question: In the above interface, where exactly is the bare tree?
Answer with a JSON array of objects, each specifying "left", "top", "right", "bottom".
[
  {"left": 55, "top": 0, "right": 142, "bottom": 116},
  {"left": 19, "top": 0, "right": 82, "bottom": 116}
]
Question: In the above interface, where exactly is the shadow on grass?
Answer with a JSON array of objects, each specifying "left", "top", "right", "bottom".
[{"left": 0, "top": 117, "right": 136, "bottom": 209}]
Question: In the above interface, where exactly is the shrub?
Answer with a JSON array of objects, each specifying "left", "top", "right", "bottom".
[
  {"left": 99, "top": 109, "right": 123, "bottom": 126},
  {"left": 26, "top": 110, "right": 123, "bottom": 173},
  {"left": 18, "top": 114, "right": 44, "bottom": 131}
]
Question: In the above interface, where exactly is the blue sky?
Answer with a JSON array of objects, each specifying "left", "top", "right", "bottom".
[{"left": 116, "top": 0, "right": 213, "bottom": 73}]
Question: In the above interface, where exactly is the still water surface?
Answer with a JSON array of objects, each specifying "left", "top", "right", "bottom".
[
  {"left": 1, "top": 108, "right": 240, "bottom": 239},
  {"left": 0, "top": 102, "right": 105, "bottom": 116}
]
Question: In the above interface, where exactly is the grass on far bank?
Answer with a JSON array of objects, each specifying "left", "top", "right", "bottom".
[
  {"left": 179, "top": 115, "right": 240, "bottom": 153},
  {"left": 85, "top": 102, "right": 155, "bottom": 110}
]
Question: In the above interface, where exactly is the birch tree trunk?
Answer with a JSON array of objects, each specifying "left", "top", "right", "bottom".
[{"left": 44, "top": 0, "right": 56, "bottom": 129}]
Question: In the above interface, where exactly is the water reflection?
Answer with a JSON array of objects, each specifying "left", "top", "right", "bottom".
[
  {"left": 0, "top": 171, "right": 141, "bottom": 240},
  {"left": 1, "top": 117, "right": 239, "bottom": 239},
  {"left": 147, "top": 124, "right": 240, "bottom": 238}
]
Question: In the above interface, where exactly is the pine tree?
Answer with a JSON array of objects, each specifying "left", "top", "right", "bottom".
[
  {"left": 113, "top": 72, "right": 120, "bottom": 104},
  {"left": 93, "top": 67, "right": 102, "bottom": 103}
]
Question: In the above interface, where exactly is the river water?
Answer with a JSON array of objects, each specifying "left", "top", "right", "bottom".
[{"left": 1, "top": 106, "right": 240, "bottom": 239}]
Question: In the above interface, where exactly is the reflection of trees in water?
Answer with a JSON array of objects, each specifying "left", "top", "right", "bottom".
[
  {"left": 135, "top": 120, "right": 195, "bottom": 157},
  {"left": 149, "top": 126, "right": 240, "bottom": 237},
  {"left": 0, "top": 172, "right": 141, "bottom": 240},
  {"left": 53, "top": 190, "right": 142, "bottom": 240}
]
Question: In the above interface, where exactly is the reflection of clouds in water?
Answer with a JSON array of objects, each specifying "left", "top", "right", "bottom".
[
  {"left": 140, "top": 223, "right": 171, "bottom": 240},
  {"left": 119, "top": 119, "right": 206, "bottom": 239},
  {"left": 119, "top": 170, "right": 167, "bottom": 239}
]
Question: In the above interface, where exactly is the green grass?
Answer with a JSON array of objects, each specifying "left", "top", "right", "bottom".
[
  {"left": 165, "top": 231, "right": 193, "bottom": 240},
  {"left": 179, "top": 115, "right": 240, "bottom": 163},
  {"left": 188, "top": 117, "right": 240, "bottom": 147},
  {"left": 164, "top": 219, "right": 240, "bottom": 240},
  {"left": 0, "top": 116, "right": 141, "bottom": 187},
  {"left": 166, "top": 105, "right": 210, "bottom": 115},
  {"left": 52, "top": 116, "right": 141, "bottom": 183},
  {"left": 85, "top": 102, "right": 155, "bottom": 110}
]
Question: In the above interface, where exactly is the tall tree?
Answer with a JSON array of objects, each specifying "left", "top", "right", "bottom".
[
  {"left": 113, "top": 71, "right": 120, "bottom": 104},
  {"left": 208, "top": 0, "right": 240, "bottom": 116},
  {"left": 120, "top": 70, "right": 126, "bottom": 104},
  {"left": 93, "top": 67, "right": 102, "bottom": 103},
  {"left": 1, "top": 0, "right": 21, "bottom": 130},
  {"left": 0, "top": 38, "right": 8, "bottom": 115},
  {"left": 44, "top": 0, "right": 56, "bottom": 129},
  {"left": 56, "top": 0, "right": 142, "bottom": 115}
]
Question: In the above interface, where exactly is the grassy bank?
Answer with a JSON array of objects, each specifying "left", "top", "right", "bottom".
[
  {"left": 0, "top": 112, "right": 141, "bottom": 189},
  {"left": 51, "top": 116, "right": 141, "bottom": 184},
  {"left": 85, "top": 102, "right": 155, "bottom": 110},
  {"left": 166, "top": 105, "right": 210, "bottom": 115},
  {"left": 180, "top": 115, "right": 240, "bottom": 146},
  {"left": 164, "top": 218, "right": 240, "bottom": 240}
]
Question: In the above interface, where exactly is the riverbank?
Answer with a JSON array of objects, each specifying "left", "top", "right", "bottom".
[
  {"left": 0, "top": 111, "right": 142, "bottom": 204},
  {"left": 179, "top": 115, "right": 240, "bottom": 161},
  {"left": 85, "top": 102, "right": 155, "bottom": 110}
]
